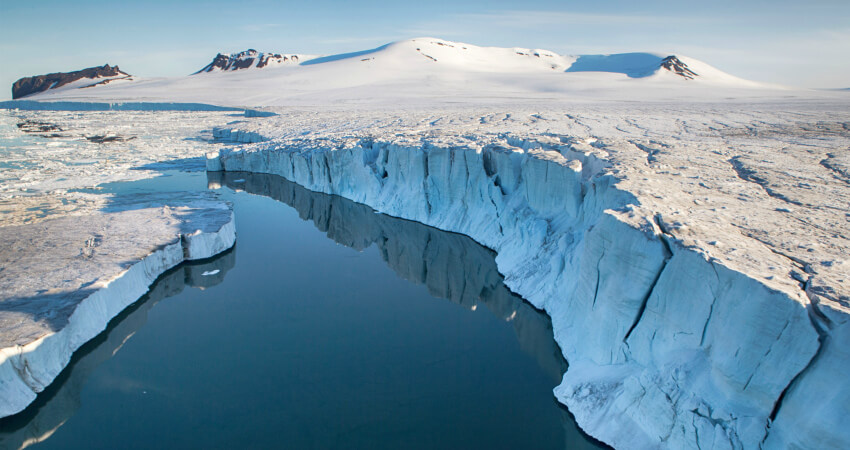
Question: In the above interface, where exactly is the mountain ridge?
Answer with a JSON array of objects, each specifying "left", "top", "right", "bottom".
[
  {"left": 12, "top": 64, "right": 131, "bottom": 99},
  {"left": 9, "top": 38, "right": 774, "bottom": 105},
  {"left": 193, "top": 49, "right": 312, "bottom": 74}
]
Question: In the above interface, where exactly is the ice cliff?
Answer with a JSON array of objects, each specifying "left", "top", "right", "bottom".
[
  {"left": 209, "top": 171, "right": 572, "bottom": 384},
  {"left": 0, "top": 192, "right": 236, "bottom": 418},
  {"left": 0, "top": 248, "right": 236, "bottom": 449},
  {"left": 208, "top": 121, "right": 846, "bottom": 449}
]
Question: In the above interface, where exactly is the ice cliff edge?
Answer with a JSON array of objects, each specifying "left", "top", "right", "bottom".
[
  {"left": 206, "top": 116, "right": 848, "bottom": 449},
  {"left": 0, "top": 192, "right": 236, "bottom": 417}
]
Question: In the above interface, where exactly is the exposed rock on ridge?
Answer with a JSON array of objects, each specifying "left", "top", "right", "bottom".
[
  {"left": 12, "top": 65, "right": 130, "bottom": 99},
  {"left": 660, "top": 55, "right": 698, "bottom": 79},
  {"left": 193, "top": 49, "right": 301, "bottom": 74}
]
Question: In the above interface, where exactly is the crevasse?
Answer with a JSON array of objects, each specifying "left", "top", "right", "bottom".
[{"left": 209, "top": 128, "right": 837, "bottom": 449}]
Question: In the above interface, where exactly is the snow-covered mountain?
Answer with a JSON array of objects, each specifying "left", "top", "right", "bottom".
[
  {"left": 193, "top": 49, "right": 313, "bottom": 74},
  {"left": 12, "top": 38, "right": 772, "bottom": 106},
  {"left": 12, "top": 64, "right": 132, "bottom": 99}
]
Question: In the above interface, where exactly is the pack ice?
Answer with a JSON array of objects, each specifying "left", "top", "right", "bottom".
[{"left": 0, "top": 192, "right": 235, "bottom": 417}]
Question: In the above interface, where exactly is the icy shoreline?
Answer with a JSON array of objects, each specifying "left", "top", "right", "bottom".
[
  {"left": 208, "top": 116, "right": 847, "bottom": 448},
  {"left": 0, "top": 100, "right": 245, "bottom": 112},
  {"left": 0, "top": 247, "right": 236, "bottom": 449},
  {"left": 0, "top": 192, "right": 236, "bottom": 418}
]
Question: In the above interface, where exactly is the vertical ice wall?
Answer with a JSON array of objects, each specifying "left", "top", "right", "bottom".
[
  {"left": 0, "top": 249, "right": 236, "bottom": 449},
  {"left": 0, "top": 194, "right": 236, "bottom": 418},
  {"left": 209, "top": 135, "right": 833, "bottom": 449}
]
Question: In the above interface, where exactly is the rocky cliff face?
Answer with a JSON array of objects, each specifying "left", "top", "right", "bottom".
[
  {"left": 11, "top": 65, "right": 130, "bottom": 99},
  {"left": 660, "top": 56, "right": 699, "bottom": 79}
]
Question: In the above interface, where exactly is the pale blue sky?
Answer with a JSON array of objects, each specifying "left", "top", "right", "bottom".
[{"left": 1, "top": 0, "right": 849, "bottom": 99}]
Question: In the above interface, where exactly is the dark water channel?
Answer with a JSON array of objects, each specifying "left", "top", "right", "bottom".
[{"left": 0, "top": 170, "right": 602, "bottom": 449}]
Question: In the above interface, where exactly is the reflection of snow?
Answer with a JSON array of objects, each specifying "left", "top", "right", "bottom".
[
  {"left": 212, "top": 172, "right": 568, "bottom": 386},
  {"left": 201, "top": 270, "right": 220, "bottom": 276}
]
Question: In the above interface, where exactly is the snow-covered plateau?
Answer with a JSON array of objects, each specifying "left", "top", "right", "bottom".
[
  {"left": 0, "top": 109, "right": 240, "bottom": 224},
  {"left": 2, "top": 37, "right": 849, "bottom": 448}
]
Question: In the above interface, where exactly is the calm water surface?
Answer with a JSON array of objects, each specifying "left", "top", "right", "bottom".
[{"left": 0, "top": 169, "right": 602, "bottom": 449}]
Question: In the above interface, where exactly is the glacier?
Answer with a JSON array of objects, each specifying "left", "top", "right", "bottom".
[
  {"left": 0, "top": 192, "right": 236, "bottom": 418},
  {"left": 207, "top": 104, "right": 849, "bottom": 449}
]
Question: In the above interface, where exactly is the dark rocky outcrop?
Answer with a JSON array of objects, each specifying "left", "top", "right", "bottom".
[
  {"left": 660, "top": 55, "right": 699, "bottom": 80},
  {"left": 193, "top": 50, "right": 290, "bottom": 74},
  {"left": 12, "top": 65, "right": 130, "bottom": 99},
  {"left": 85, "top": 134, "right": 136, "bottom": 144},
  {"left": 16, "top": 120, "right": 62, "bottom": 133}
]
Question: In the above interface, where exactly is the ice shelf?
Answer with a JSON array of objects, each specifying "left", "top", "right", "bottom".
[
  {"left": 0, "top": 247, "right": 235, "bottom": 449},
  {"left": 207, "top": 104, "right": 849, "bottom": 449},
  {"left": 0, "top": 191, "right": 235, "bottom": 418}
]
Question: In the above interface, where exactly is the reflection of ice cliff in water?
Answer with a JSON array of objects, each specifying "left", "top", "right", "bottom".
[
  {"left": 0, "top": 250, "right": 235, "bottom": 450},
  {"left": 209, "top": 171, "right": 567, "bottom": 384}
]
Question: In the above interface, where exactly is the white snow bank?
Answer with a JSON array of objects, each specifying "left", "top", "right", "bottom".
[{"left": 0, "top": 192, "right": 236, "bottom": 418}]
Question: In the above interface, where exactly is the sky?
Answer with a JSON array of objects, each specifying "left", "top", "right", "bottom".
[{"left": 1, "top": 0, "right": 849, "bottom": 99}]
